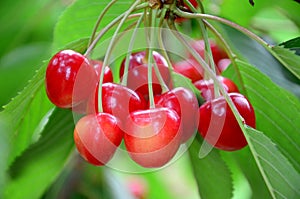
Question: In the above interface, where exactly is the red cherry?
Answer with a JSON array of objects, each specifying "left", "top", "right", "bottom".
[
  {"left": 119, "top": 51, "right": 170, "bottom": 98},
  {"left": 45, "top": 50, "right": 97, "bottom": 108},
  {"left": 87, "top": 83, "right": 147, "bottom": 124},
  {"left": 172, "top": 59, "right": 204, "bottom": 82},
  {"left": 198, "top": 93, "right": 256, "bottom": 151},
  {"left": 189, "top": 40, "right": 228, "bottom": 67},
  {"left": 156, "top": 87, "right": 199, "bottom": 143},
  {"left": 74, "top": 113, "right": 124, "bottom": 166},
  {"left": 90, "top": 60, "right": 113, "bottom": 83},
  {"left": 124, "top": 108, "right": 181, "bottom": 168},
  {"left": 194, "top": 76, "right": 239, "bottom": 101}
]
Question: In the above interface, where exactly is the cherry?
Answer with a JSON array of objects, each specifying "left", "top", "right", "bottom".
[
  {"left": 87, "top": 83, "right": 147, "bottom": 125},
  {"left": 124, "top": 108, "right": 181, "bottom": 168},
  {"left": 156, "top": 87, "right": 199, "bottom": 143},
  {"left": 188, "top": 40, "right": 228, "bottom": 68},
  {"left": 74, "top": 113, "right": 124, "bottom": 166},
  {"left": 194, "top": 76, "right": 239, "bottom": 101},
  {"left": 198, "top": 93, "right": 256, "bottom": 151},
  {"left": 172, "top": 58, "right": 204, "bottom": 82},
  {"left": 90, "top": 60, "right": 113, "bottom": 83},
  {"left": 45, "top": 50, "right": 97, "bottom": 108},
  {"left": 119, "top": 51, "right": 170, "bottom": 98}
]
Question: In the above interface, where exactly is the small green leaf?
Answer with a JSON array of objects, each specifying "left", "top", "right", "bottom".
[
  {"left": 279, "top": 37, "right": 300, "bottom": 55},
  {"left": 272, "top": 38, "right": 300, "bottom": 80},
  {"left": 188, "top": 136, "right": 233, "bottom": 199},
  {"left": 272, "top": 47, "right": 300, "bottom": 79},
  {"left": 245, "top": 127, "right": 300, "bottom": 198},
  {"left": 4, "top": 108, "right": 75, "bottom": 199}
]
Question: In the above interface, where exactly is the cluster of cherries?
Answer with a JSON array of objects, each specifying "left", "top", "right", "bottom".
[{"left": 45, "top": 39, "right": 255, "bottom": 168}]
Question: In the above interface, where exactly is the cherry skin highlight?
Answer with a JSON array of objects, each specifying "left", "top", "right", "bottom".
[
  {"left": 91, "top": 60, "right": 113, "bottom": 83},
  {"left": 45, "top": 50, "right": 97, "bottom": 108},
  {"left": 198, "top": 93, "right": 256, "bottom": 151}
]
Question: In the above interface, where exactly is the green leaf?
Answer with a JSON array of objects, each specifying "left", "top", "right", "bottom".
[
  {"left": 245, "top": 128, "right": 300, "bottom": 198},
  {"left": 224, "top": 60, "right": 300, "bottom": 175},
  {"left": 279, "top": 37, "right": 300, "bottom": 55},
  {"left": 0, "top": 64, "right": 53, "bottom": 166},
  {"left": 188, "top": 136, "right": 233, "bottom": 199},
  {"left": 228, "top": 148, "right": 272, "bottom": 199},
  {"left": 0, "top": 117, "right": 10, "bottom": 198},
  {"left": 222, "top": 25, "right": 300, "bottom": 98},
  {"left": 0, "top": 43, "right": 51, "bottom": 108},
  {"left": 4, "top": 108, "right": 75, "bottom": 199},
  {"left": 53, "top": 0, "right": 132, "bottom": 51},
  {"left": 272, "top": 46, "right": 300, "bottom": 79},
  {"left": 220, "top": 152, "right": 253, "bottom": 199},
  {"left": 272, "top": 37, "right": 300, "bottom": 80}
]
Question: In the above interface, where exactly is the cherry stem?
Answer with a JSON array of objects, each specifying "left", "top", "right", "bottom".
[
  {"left": 97, "top": 0, "right": 145, "bottom": 113},
  {"left": 183, "top": 0, "right": 219, "bottom": 97},
  {"left": 84, "top": 2, "right": 148, "bottom": 57},
  {"left": 157, "top": 10, "right": 173, "bottom": 92},
  {"left": 144, "top": 8, "right": 153, "bottom": 62},
  {"left": 87, "top": 0, "right": 118, "bottom": 50},
  {"left": 170, "top": 11, "right": 256, "bottom": 160},
  {"left": 121, "top": 14, "right": 145, "bottom": 86},
  {"left": 194, "top": 0, "right": 205, "bottom": 13},
  {"left": 147, "top": 9, "right": 157, "bottom": 109},
  {"left": 204, "top": 21, "right": 247, "bottom": 95},
  {"left": 173, "top": 9, "right": 272, "bottom": 49},
  {"left": 168, "top": 20, "right": 244, "bottom": 125}
]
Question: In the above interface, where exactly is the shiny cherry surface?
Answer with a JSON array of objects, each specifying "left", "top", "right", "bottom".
[
  {"left": 45, "top": 50, "right": 97, "bottom": 108},
  {"left": 87, "top": 83, "right": 147, "bottom": 124},
  {"left": 198, "top": 93, "right": 256, "bottom": 151},
  {"left": 124, "top": 108, "right": 181, "bottom": 168},
  {"left": 74, "top": 113, "right": 124, "bottom": 166},
  {"left": 119, "top": 51, "right": 170, "bottom": 97},
  {"left": 156, "top": 87, "right": 199, "bottom": 143}
]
